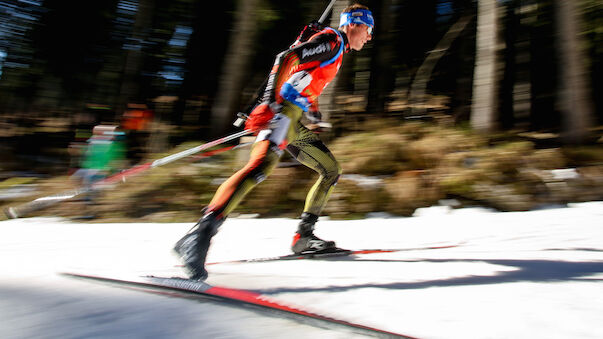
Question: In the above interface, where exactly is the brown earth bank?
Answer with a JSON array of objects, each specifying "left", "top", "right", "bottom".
[{"left": 2, "top": 120, "right": 602, "bottom": 222}]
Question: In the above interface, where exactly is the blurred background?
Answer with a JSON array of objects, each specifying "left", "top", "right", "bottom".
[{"left": 0, "top": 0, "right": 602, "bottom": 221}]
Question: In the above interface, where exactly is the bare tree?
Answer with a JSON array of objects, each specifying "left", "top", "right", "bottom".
[
  {"left": 210, "top": 0, "right": 259, "bottom": 137},
  {"left": 470, "top": 0, "right": 500, "bottom": 132},
  {"left": 555, "top": 0, "right": 594, "bottom": 144},
  {"left": 409, "top": 13, "right": 475, "bottom": 116}
]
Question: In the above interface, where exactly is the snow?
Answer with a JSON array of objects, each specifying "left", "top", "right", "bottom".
[{"left": 1, "top": 201, "right": 603, "bottom": 338}]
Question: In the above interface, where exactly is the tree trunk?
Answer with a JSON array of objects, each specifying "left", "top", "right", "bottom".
[
  {"left": 366, "top": 0, "right": 395, "bottom": 117},
  {"left": 470, "top": 0, "right": 500, "bottom": 132},
  {"left": 555, "top": 0, "right": 594, "bottom": 144},
  {"left": 118, "top": 0, "right": 155, "bottom": 117},
  {"left": 501, "top": 0, "right": 536, "bottom": 130},
  {"left": 209, "top": 0, "right": 259, "bottom": 137}
]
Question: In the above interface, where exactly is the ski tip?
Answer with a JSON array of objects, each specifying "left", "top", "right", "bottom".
[
  {"left": 60, "top": 271, "right": 105, "bottom": 279},
  {"left": 297, "top": 248, "right": 353, "bottom": 258},
  {"left": 4, "top": 207, "right": 19, "bottom": 219}
]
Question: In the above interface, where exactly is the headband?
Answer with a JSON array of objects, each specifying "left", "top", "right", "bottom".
[{"left": 339, "top": 9, "right": 374, "bottom": 35}]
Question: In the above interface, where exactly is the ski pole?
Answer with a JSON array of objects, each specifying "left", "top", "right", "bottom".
[
  {"left": 4, "top": 129, "right": 254, "bottom": 219},
  {"left": 189, "top": 142, "right": 252, "bottom": 160}
]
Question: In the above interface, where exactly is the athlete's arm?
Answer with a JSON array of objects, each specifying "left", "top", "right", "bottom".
[{"left": 261, "top": 31, "right": 341, "bottom": 104}]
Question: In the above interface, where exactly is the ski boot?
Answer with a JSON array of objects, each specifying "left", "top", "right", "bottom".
[
  {"left": 173, "top": 211, "right": 224, "bottom": 280},
  {"left": 291, "top": 212, "right": 337, "bottom": 254}
]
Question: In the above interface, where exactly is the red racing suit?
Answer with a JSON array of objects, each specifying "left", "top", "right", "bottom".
[
  {"left": 207, "top": 28, "right": 349, "bottom": 217},
  {"left": 262, "top": 27, "right": 350, "bottom": 113}
]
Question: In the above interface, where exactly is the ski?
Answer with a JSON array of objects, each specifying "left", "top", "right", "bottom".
[
  {"left": 207, "top": 243, "right": 462, "bottom": 265},
  {"left": 61, "top": 272, "right": 413, "bottom": 338}
]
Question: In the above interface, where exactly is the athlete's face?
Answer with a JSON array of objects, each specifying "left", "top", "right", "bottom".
[{"left": 346, "top": 23, "right": 372, "bottom": 51}]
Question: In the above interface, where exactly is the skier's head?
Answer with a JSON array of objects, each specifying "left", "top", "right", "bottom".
[{"left": 339, "top": 4, "right": 373, "bottom": 51}]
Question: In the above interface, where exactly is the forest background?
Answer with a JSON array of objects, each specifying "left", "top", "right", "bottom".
[{"left": 0, "top": 0, "right": 602, "bottom": 221}]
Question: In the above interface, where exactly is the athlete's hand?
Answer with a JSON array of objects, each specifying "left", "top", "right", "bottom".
[
  {"left": 306, "top": 109, "right": 322, "bottom": 123},
  {"left": 245, "top": 103, "right": 274, "bottom": 134}
]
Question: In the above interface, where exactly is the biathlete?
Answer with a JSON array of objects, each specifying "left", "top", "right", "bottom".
[{"left": 174, "top": 4, "right": 375, "bottom": 280}]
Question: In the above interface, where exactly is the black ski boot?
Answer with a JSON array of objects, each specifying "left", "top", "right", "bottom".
[
  {"left": 291, "top": 212, "right": 337, "bottom": 254},
  {"left": 173, "top": 211, "right": 224, "bottom": 280}
]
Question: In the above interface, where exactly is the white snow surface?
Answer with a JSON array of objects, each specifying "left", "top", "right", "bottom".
[{"left": 1, "top": 201, "right": 603, "bottom": 338}]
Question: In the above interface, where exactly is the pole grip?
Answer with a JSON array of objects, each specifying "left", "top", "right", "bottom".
[{"left": 233, "top": 112, "right": 249, "bottom": 127}]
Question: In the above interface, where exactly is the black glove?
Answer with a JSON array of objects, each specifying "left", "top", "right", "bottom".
[{"left": 291, "top": 21, "right": 326, "bottom": 48}]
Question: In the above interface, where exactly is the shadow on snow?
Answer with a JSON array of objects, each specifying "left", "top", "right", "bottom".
[{"left": 257, "top": 258, "right": 603, "bottom": 294}]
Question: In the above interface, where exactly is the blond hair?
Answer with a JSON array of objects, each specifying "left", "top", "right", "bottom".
[{"left": 342, "top": 4, "right": 369, "bottom": 13}]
